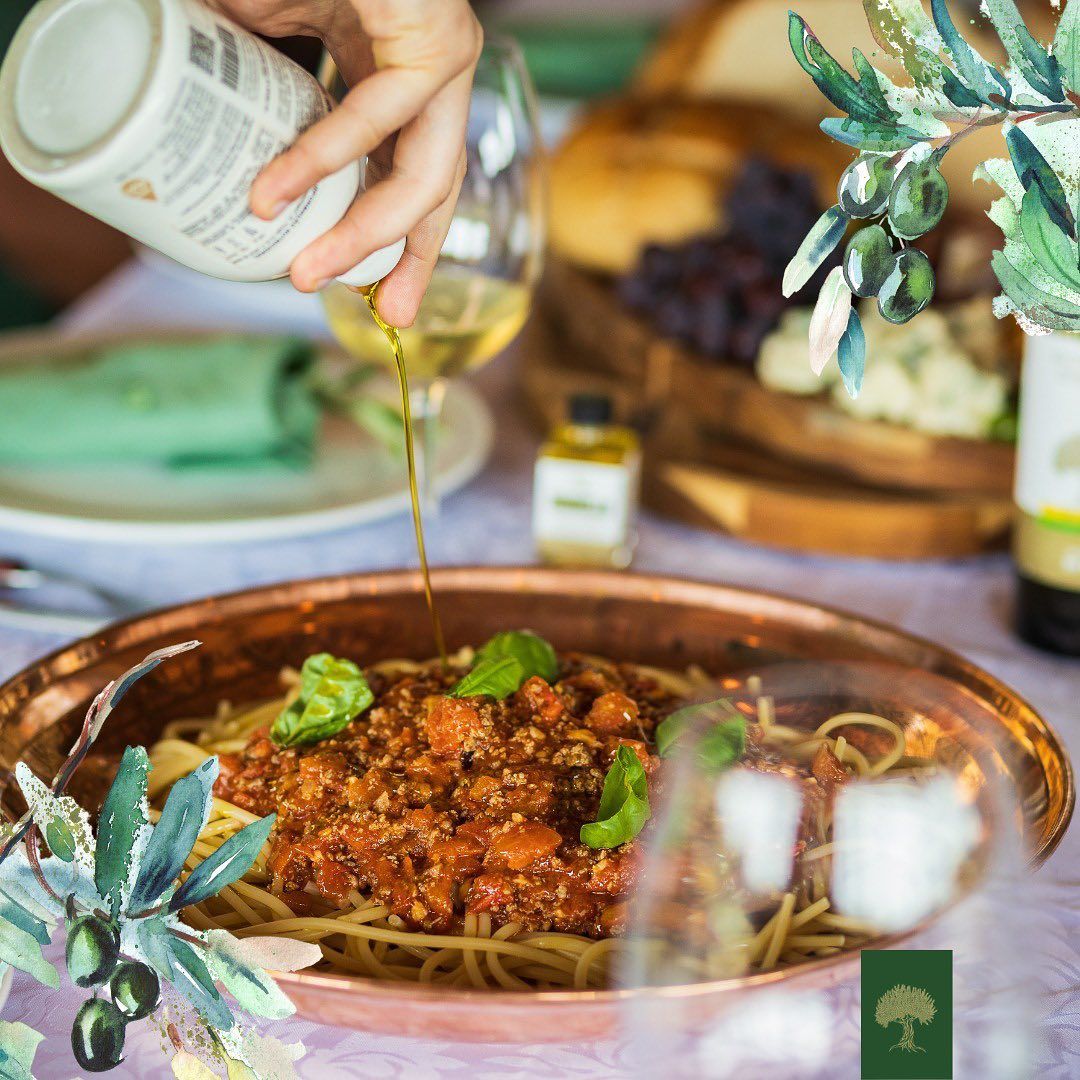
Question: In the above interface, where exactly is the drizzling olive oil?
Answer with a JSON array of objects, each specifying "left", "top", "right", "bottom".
[{"left": 360, "top": 285, "right": 448, "bottom": 665}]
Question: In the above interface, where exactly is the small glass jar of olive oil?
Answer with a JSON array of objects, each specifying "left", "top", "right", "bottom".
[{"left": 533, "top": 394, "right": 640, "bottom": 568}]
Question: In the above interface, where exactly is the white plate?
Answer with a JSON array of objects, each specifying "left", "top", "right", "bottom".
[{"left": 0, "top": 332, "right": 494, "bottom": 544}]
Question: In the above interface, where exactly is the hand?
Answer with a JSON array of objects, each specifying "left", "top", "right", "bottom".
[{"left": 210, "top": 0, "right": 482, "bottom": 324}]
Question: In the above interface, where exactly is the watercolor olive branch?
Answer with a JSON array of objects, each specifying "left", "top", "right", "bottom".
[{"left": 782, "top": 0, "right": 1080, "bottom": 396}]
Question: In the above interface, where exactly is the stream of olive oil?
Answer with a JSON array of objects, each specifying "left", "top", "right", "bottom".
[{"left": 361, "top": 286, "right": 448, "bottom": 666}]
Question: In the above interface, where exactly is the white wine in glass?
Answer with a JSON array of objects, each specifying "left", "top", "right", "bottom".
[{"left": 321, "top": 39, "right": 544, "bottom": 505}]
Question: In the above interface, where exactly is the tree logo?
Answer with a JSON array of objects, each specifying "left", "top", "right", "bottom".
[
  {"left": 861, "top": 951, "right": 951, "bottom": 1078},
  {"left": 875, "top": 983, "right": 937, "bottom": 1054}
]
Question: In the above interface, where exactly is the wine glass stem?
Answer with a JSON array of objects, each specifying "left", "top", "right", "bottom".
[{"left": 411, "top": 377, "right": 448, "bottom": 518}]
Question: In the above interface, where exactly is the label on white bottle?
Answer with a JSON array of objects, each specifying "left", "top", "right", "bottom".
[
  {"left": 1014, "top": 331, "right": 1080, "bottom": 589},
  {"left": 533, "top": 457, "right": 636, "bottom": 547},
  {"left": 0, "top": 0, "right": 402, "bottom": 284}
]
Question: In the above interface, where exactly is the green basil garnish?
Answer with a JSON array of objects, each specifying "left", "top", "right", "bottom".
[
  {"left": 473, "top": 630, "right": 558, "bottom": 683},
  {"left": 655, "top": 699, "right": 747, "bottom": 772},
  {"left": 580, "top": 745, "right": 651, "bottom": 850},
  {"left": 271, "top": 653, "right": 373, "bottom": 748},
  {"left": 449, "top": 629, "right": 558, "bottom": 700},
  {"left": 448, "top": 656, "right": 525, "bottom": 700}
]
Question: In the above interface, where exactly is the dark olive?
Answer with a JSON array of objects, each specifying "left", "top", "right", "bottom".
[
  {"left": 71, "top": 998, "right": 127, "bottom": 1073},
  {"left": 877, "top": 249, "right": 936, "bottom": 324},
  {"left": 887, "top": 160, "right": 949, "bottom": 240},
  {"left": 843, "top": 225, "right": 894, "bottom": 298},
  {"left": 837, "top": 155, "right": 893, "bottom": 218},
  {"left": 110, "top": 961, "right": 160, "bottom": 1021},
  {"left": 66, "top": 915, "right": 120, "bottom": 989}
]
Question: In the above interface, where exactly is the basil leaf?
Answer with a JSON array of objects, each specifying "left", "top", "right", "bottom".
[
  {"left": 449, "top": 656, "right": 525, "bottom": 700},
  {"left": 580, "top": 746, "right": 650, "bottom": 850},
  {"left": 271, "top": 653, "right": 373, "bottom": 748},
  {"left": 656, "top": 699, "right": 747, "bottom": 772},
  {"left": 474, "top": 630, "right": 558, "bottom": 684}
]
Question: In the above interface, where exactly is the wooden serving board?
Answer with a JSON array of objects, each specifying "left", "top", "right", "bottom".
[
  {"left": 540, "top": 259, "right": 1016, "bottom": 498},
  {"left": 521, "top": 314, "right": 1013, "bottom": 560}
]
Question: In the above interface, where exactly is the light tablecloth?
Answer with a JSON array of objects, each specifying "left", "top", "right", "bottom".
[{"left": 1, "top": 259, "right": 1077, "bottom": 1078}]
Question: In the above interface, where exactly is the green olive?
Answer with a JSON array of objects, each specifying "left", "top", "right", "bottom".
[
  {"left": 837, "top": 155, "right": 894, "bottom": 218},
  {"left": 71, "top": 998, "right": 127, "bottom": 1073},
  {"left": 66, "top": 915, "right": 120, "bottom": 989},
  {"left": 843, "top": 225, "right": 893, "bottom": 298},
  {"left": 887, "top": 160, "right": 949, "bottom": 240},
  {"left": 877, "top": 249, "right": 936, "bottom": 324},
  {"left": 110, "top": 961, "right": 160, "bottom": 1021}
]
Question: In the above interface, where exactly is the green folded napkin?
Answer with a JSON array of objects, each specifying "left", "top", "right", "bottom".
[{"left": 0, "top": 336, "right": 320, "bottom": 468}]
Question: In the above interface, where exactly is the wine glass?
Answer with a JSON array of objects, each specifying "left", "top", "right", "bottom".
[
  {"left": 320, "top": 39, "right": 545, "bottom": 513},
  {"left": 619, "top": 661, "right": 1042, "bottom": 1078}
]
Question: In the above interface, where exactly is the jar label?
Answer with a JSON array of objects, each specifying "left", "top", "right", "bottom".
[{"left": 533, "top": 458, "right": 635, "bottom": 547}]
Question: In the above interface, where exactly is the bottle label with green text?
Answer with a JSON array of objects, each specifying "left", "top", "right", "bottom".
[{"left": 1014, "top": 332, "right": 1080, "bottom": 588}]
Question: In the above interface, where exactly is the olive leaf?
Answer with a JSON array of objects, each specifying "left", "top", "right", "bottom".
[
  {"left": 1020, "top": 187, "right": 1080, "bottom": 292},
  {"left": 204, "top": 930, "right": 297, "bottom": 1019},
  {"left": 983, "top": 0, "right": 1065, "bottom": 103},
  {"left": 0, "top": 891, "right": 50, "bottom": 947},
  {"left": 129, "top": 757, "right": 218, "bottom": 910},
  {"left": 929, "top": 0, "right": 1012, "bottom": 106},
  {"left": 1054, "top": 0, "right": 1080, "bottom": 95},
  {"left": 788, "top": 13, "right": 897, "bottom": 125},
  {"left": 271, "top": 653, "right": 373, "bottom": 748},
  {"left": 449, "top": 656, "right": 525, "bottom": 700},
  {"left": 1006, "top": 125, "right": 1077, "bottom": 239},
  {"left": 783, "top": 206, "right": 848, "bottom": 297},
  {"left": 169, "top": 813, "right": 276, "bottom": 913},
  {"left": 809, "top": 266, "right": 853, "bottom": 376},
  {"left": 837, "top": 307, "right": 867, "bottom": 398},
  {"left": 0, "top": 1020, "right": 44, "bottom": 1080},
  {"left": 580, "top": 746, "right": 650, "bottom": 849},
  {"left": 95, "top": 745, "right": 151, "bottom": 920},
  {"left": 473, "top": 630, "right": 558, "bottom": 684},
  {"left": 13, "top": 764, "right": 94, "bottom": 870},
  {"left": 160, "top": 931, "right": 236, "bottom": 1032},
  {"left": 0, "top": 914, "right": 59, "bottom": 989},
  {"left": 820, "top": 117, "right": 926, "bottom": 151},
  {"left": 991, "top": 250, "right": 1080, "bottom": 329},
  {"left": 861, "top": 0, "right": 949, "bottom": 90}
]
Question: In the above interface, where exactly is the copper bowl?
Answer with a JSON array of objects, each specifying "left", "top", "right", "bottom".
[{"left": 0, "top": 567, "right": 1071, "bottom": 1042}]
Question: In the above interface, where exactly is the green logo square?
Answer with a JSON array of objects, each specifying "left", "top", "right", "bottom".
[{"left": 861, "top": 950, "right": 952, "bottom": 1079}]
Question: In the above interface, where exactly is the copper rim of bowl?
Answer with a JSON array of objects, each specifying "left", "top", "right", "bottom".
[{"left": 0, "top": 565, "right": 1072, "bottom": 1007}]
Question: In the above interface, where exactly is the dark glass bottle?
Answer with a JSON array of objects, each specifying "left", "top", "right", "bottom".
[{"left": 1014, "top": 332, "right": 1080, "bottom": 655}]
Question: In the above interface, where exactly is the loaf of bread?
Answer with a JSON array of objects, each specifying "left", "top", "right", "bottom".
[{"left": 549, "top": 98, "right": 846, "bottom": 274}]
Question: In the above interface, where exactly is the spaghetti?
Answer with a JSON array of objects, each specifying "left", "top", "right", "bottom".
[{"left": 147, "top": 653, "right": 923, "bottom": 991}]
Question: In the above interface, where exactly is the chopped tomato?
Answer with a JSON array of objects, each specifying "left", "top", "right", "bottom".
[
  {"left": 426, "top": 697, "right": 483, "bottom": 758},
  {"left": 585, "top": 691, "right": 640, "bottom": 736},
  {"left": 486, "top": 822, "right": 562, "bottom": 871},
  {"left": 517, "top": 676, "right": 565, "bottom": 724}
]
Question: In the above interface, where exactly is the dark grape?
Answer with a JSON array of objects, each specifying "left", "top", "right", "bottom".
[
  {"left": 877, "top": 248, "right": 935, "bottom": 323},
  {"left": 837, "top": 155, "right": 893, "bottom": 217},
  {"left": 888, "top": 160, "right": 949, "bottom": 240},
  {"left": 71, "top": 999, "right": 127, "bottom": 1073},
  {"left": 110, "top": 961, "right": 160, "bottom": 1021},
  {"left": 618, "top": 157, "right": 835, "bottom": 364},
  {"left": 843, "top": 225, "right": 893, "bottom": 298},
  {"left": 66, "top": 915, "right": 120, "bottom": 989}
]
